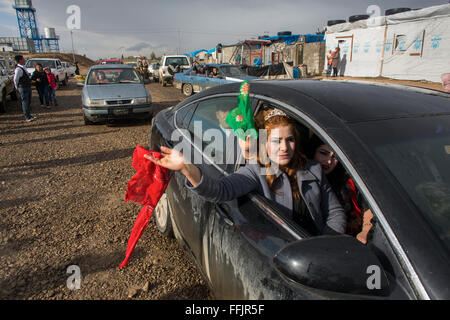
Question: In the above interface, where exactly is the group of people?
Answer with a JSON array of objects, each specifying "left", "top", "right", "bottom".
[
  {"left": 192, "top": 61, "right": 220, "bottom": 78},
  {"left": 326, "top": 47, "right": 341, "bottom": 77},
  {"left": 146, "top": 82, "right": 373, "bottom": 243},
  {"left": 30, "top": 63, "right": 58, "bottom": 108},
  {"left": 13, "top": 55, "right": 59, "bottom": 122}
]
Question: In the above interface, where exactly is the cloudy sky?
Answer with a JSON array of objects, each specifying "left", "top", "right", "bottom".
[{"left": 0, "top": 0, "right": 447, "bottom": 59}]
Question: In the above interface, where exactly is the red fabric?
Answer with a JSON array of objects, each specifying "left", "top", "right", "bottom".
[
  {"left": 347, "top": 177, "right": 363, "bottom": 220},
  {"left": 46, "top": 73, "right": 57, "bottom": 90},
  {"left": 119, "top": 146, "right": 172, "bottom": 269}
]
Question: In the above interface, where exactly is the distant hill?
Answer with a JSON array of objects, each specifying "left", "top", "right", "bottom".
[{"left": 23, "top": 52, "right": 95, "bottom": 73}]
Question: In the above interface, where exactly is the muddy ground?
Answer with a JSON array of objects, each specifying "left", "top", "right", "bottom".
[{"left": 0, "top": 79, "right": 212, "bottom": 300}]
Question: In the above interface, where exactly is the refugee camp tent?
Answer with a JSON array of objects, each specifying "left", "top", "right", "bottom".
[{"left": 325, "top": 4, "right": 450, "bottom": 82}]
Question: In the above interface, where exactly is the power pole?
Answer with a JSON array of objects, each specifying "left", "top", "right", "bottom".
[
  {"left": 177, "top": 28, "right": 181, "bottom": 54},
  {"left": 70, "top": 30, "right": 75, "bottom": 63}
]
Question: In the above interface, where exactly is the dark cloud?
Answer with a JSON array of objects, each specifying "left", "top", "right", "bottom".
[{"left": 126, "top": 42, "right": 150, "bottom": 51}]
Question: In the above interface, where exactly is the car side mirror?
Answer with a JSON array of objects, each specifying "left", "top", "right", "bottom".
[{"left": 273, "top": 235, "right": 390, "bottom": 296}]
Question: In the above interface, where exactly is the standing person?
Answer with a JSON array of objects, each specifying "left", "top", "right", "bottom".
[
  {"left": 31, "top": 63, "right": 50, "bottom": 108},
  {"left": 332, "top": 47, "right": 340, "bottom": 77},
  {"left": 45, "top": 67, "right": 58, "bottom": 107},
  {"left": 326, "top": 50, "right": 333, "bottom": 77},
  {"left": 13, "top": 55, "right": 36, "bottom": 122},
  {"left": 74, "top": 61, "right": 80, "bottom": 75}
]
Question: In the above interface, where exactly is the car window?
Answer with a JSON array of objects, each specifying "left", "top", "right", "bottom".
[
  {"left": 176, "top": 103, "right": 197, "bottom": 129},
  {"left": 87, "top": 68, "right": 142, "bottom": 85},
  {"left": 352, "top": 115, "right": 450, "bottom": 250},
  {"left": 26, "top": 60, "right": 56, "bottom": 69},
  {"left": 165, "top": 57, "right": 189, "bottom": 66},
  {"left": 187, "top": 96, "right": 239, "bottom": 172},
  {"left": 219, "top": 65, "right": 247, "bottom": 77}
]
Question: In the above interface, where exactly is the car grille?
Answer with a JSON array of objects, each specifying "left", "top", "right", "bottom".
[{"left": 106, "top": 99, "right": 132, "bottom": 105}]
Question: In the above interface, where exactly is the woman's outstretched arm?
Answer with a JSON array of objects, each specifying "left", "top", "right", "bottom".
[{"left": 145, "top": 146, "right": 259, "bottom": 202}]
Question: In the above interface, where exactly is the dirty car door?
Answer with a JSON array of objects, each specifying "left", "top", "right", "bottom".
[{"left": 174, "top": 96, "right": 240, "bottom": 260}]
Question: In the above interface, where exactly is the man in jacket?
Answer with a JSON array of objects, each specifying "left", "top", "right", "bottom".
[{"left": 13, "top": 55, "right": 36, "bottom": 122}]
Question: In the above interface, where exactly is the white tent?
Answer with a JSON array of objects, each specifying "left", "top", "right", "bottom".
[{"left": 325, "top": 4, "right": 450, "bottom": 82}]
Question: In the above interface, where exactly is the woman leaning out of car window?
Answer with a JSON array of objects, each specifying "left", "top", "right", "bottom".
[{"left": 145, "top": 108, "right": 347, "bottom": 236}]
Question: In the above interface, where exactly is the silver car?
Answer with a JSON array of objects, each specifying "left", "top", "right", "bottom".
[{"left": 81, "top": 64, "right": 152, "bottom": 124}]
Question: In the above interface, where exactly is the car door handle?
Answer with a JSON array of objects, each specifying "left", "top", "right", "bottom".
[{"left": 215, "top": 203, "right": 234, "bottom": 226}]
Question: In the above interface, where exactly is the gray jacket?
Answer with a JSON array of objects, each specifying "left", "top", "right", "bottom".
[{"left": 186, "top": 161, "right": 346, "bottom": 234}]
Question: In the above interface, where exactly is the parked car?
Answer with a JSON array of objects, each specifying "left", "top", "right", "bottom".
[
  {"left": 61, "top": 61, "right": 76, "bottom": 76},
  {"left": 25, "top": 58, "right": 68, "bottom": 86},
  {"left": 148, "top": 62, "right": 160, "bottom": 82},
  {"left": 158, "top": 55, "right": 191, "bottom": 87},
  {"left": 99, "top": 59, "right": 122, "bottom": 65},
  {"left": 80, "top": 64, "right": 152, "bottom": 124},
  {"left": 0, "top": 57, "right": 17, "bottom": 113},
  {"left": 149, "top": 80, "right": 450, "bottom": 299},
  {"left": 174, "top": 63, "right": 259, "bottom": 96}
]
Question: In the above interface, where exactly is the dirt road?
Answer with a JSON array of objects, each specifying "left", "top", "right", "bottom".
[{"left": 0, "top": 79, "right": 212, "bottom": 300}]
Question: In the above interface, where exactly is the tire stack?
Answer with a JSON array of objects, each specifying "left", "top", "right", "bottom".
[{"left": 385, "top": 8, "right": 411, "bottom": 16}]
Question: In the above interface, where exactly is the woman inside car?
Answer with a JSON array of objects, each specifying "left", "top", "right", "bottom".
[
  {"left": 145, "top": 107, "right": 346, "bottom": 235},
  {"left": 307, "top": 134, "right": 374, "bottom": 243}
]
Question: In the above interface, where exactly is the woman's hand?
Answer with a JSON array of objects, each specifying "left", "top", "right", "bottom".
[
  {"left": 145, "top": 146, "right": 202, "bottom": 187},
  {"left": 144, "top": 146, "right": 186, "bottom": 171}
]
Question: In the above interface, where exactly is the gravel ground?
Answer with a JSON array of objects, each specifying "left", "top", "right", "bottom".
[{"left": 0, "top": 79, "right": 212, "bottom": 300}]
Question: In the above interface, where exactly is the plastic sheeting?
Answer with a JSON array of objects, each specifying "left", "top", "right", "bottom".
[
  {"left": 185, "top": 49, "right": 207, "bottom": 58},
  {"left": 325, "top": 4, "right": 450, "bottom": 82},
  {"left": 263, "top": 34, "right": 324, "bottom": 45}
]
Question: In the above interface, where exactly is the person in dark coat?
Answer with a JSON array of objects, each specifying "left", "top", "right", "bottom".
[
  {"left": 74, "top": 61, "right": 80, "bottom": 75},
  {"left": 31, "top": 63, "right": 50, "bottom": 107}
]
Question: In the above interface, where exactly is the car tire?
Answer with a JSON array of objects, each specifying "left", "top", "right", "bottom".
[
  {"left": 0, "top": 91, "right": 6, "bottom": 113},
  {"left": 83, "top": 114, "right": 94, "bottom": 125},
  {"left": 182, "top": 83, "right": 193, "bottom": 96},
  {"left": 154, "top": 193, "right": 174, "bottom": 238},
  {"left": 56, "top": 76, "right": 60, "bottom": 87}
]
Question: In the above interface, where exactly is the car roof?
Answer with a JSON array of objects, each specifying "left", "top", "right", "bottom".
[
  {"left": 90, "top": 64, "right": 132, "bottom": 70},
  {"left": 27, "top": 58, "right": 60, "bottom": 61},
  {"left": 188, "top": 80, "right": 449, "bottom": 123}
]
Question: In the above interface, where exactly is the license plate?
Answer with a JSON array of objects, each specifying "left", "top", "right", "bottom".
[{"left": 113, "top": 109, "right": 128, "bottom": 115}]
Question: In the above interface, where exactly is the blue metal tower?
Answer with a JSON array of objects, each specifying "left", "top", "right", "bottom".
[{"left": 13, "top": 0, "right": 43, "bottom": 52}]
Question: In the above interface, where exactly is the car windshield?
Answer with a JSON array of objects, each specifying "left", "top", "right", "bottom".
[
  {"left": 219, "top": 65, "right": 246, "bottom": 77},
  {"left": 352, "top": 115, "right": 450, "bottom": 250},
  {"left": 87, "top": 68, "right": 142, "bottom": 85},
  {"left": 102, "top": 60, "right": 120, "bottom": 64},
  {"left": 165, "top": 57, "right": 189, "bottom": 66},
  {"left": 25, "top": 59, "right": 56, "bottom": 69}
]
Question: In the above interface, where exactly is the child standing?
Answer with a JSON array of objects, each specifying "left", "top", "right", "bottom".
[{"left": 44, "top": 67, "right": 58, "bottom": 106}]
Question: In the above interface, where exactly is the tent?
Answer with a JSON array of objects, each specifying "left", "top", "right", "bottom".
[{"left": 325, "top": 4, "right": 450, "bottom": 82}]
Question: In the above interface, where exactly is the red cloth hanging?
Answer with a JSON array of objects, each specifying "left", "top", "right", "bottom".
[
  {"left": 119, "top": 146, "right": 172, "bottom": 269},
  {"left": 347, "top": 177, "right": 363, "bottom": 220}
]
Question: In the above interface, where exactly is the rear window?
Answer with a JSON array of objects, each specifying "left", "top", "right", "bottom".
[
  {"left": 352, "top": 115, "right": 450, "bottom": 249},
  {"left": 25, "top": 59, "right": 56, "bottom": 69},
  {"left": 165, "top": 57, "right": 189, "bottom": 66}
]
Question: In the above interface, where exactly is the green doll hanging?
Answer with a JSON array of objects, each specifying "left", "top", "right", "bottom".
[{"left": 225, "top": 81, "right": 258, "bottom": 141}]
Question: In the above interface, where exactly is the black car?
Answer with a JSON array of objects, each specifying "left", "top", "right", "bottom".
[{"left": 149, "top": 80, "right": 450, "bottom": 299}]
